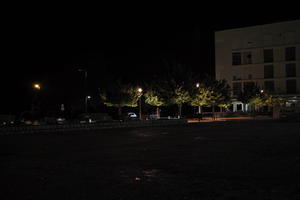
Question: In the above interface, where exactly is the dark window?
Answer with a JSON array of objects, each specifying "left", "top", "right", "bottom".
[
  {"left": 248, "top": 74, "right": 252, "bottom": 80},
  {"left": 286, "top": 79, "right": 297, "bottom": 94},
  {"left": 232, "top": 52, "right": 241, "bottom": 65},
  {"left": 264, "top": 65, "right": 274, "bottom": 78},
  {"left": 232, "top": 82, "right": 242, "bottom": 95},
  {"left": 286, "top": 63, "right": 296, "bottom": 77},
  {"left": 285, "top": 47, "right": 296, "bottom": 61},
  {"left": 243, "top": 52, "right": 252, "bottom": 64},
  {"left": 264, "top": 49, "right": 273, "bottom": 63},
  {"left": 264, "top": 81, "right": 275, "bottom": 92}
]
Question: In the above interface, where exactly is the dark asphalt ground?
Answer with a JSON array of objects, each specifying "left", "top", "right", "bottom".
[{"left": 1, "top": 121, "right": 300, "bottom": 199}]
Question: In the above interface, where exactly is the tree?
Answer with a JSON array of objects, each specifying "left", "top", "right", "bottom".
[
  {"left": 237, "top": 83, "right": 260, "bottom": 112},
  {"left": 249, "top": 92, "right": 285, "bottom": 119},
  {"left": 171, "top": 85, "right": 191, "bottom": 118},
  {"left": 190, "top": 85, "right": 212, "bottom": 114},
  {"left": 145, "top": 88, "right": 166, "bottom": 118},
  {"left": 157, "top": 59, "right": 197, "bottom": 118},
  {"left": 191, "top": 78, "right": 231, "bottom": 119},
  {"left": 249, "top": 93, "right": 267, "bottom": 110},
  {"left": 213, "top": 79, "right": 231, "bottom": 113},
  {"left": 100, "top": 82, "right": 140, "bottom": 118},
  {"left": 265, "top": 94, "right": 285, "bottom": 119}
]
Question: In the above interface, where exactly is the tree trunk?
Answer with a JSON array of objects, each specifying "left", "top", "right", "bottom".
[
  {"left": 178, "top": 104, "right": 182, "bottom": 119},
  {"left": 212, "top": 105, "right": 215, "bottom": 120},
  {"left": 198, "top": 106, "right": 202, "bottom": 114},
  {"left": 273, "top": 106, "right": 280, "bottom": 119},
  {"left": 118, "top": 106, "right": 122, "bottom": 119},
  {"left": 220, "top": 107, "right": 223, "bottom": 118},
  {"left": 156, "top": 107, "right": 160, "bottom": 119}
]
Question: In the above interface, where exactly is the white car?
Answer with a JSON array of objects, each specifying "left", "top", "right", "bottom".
[
  {"left": 56, "top": 117, "right": 66, "bottom": 124},
  {"left": 127, "top": 112, "right": 137, "bottom": 118}
]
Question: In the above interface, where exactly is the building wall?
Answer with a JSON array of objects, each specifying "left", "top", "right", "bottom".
[{"left": 215, "top": 20, "right": 300, "bottom": 96}]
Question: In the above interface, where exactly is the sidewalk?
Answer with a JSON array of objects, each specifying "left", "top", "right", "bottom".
[{"left": 187, "top": 115, "right": 272, "bottom": 123}]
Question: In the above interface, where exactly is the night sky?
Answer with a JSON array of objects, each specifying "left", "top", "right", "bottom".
[{"left": 2, "top": 13, "right": 299, "bottom": 115}]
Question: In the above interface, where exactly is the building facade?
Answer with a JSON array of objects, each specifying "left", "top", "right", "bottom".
[{"left": 215, "top": 20, "right": 300, "bottom": 112}]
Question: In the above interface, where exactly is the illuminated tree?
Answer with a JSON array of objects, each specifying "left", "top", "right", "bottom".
[
  {"left": 190, "top": 85, "right": 212, "bottom": 114},
  {"left": 191, "top": 78, "right": 231, "bottom": 119},
  {"left": 170, "top": 85, "right": 191, "bottom": 118},
  {"left": 100, "top": 82, "right": 140, "bottom": 118},
  {"left": 249, "top": 92, "right": 285, "bottom": 118},
  {"left": 144, "top": 89, "right": 166, "bottom": 119},
  {"left": 265, "top": 94, "right": 285, "bottom": 119},
  {"left": 158, "top": 60, "right": 197, "bottom": 118}
]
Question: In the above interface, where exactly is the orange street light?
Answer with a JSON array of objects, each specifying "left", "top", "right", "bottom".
[
  {"left": 33, "top": 83, "right": 41, "bottom": 90},
  {"left": 137, "top": 88, "right": 143, "bottom": 120}
]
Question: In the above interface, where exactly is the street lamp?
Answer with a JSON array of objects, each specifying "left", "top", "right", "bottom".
[
  {"left": 196, "top": 83, "right": 201, "bottom": 114},
  {"left": 33, "top": 83, "right": 41, "bottom": 90},
  {"left": 137, "top": 88, "right": 143, "bottom": 120},
  {"left": 85, "top": 95, "right": 91, "bottom": 114}
]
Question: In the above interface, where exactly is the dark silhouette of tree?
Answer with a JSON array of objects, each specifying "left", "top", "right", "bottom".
[{"left": 238, "top": 83, "right": 260, "bottom": 106}]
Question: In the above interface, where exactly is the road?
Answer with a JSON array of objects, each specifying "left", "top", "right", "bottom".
[{"left": 1, "top": 121, "right": 300, "bottom": 199}]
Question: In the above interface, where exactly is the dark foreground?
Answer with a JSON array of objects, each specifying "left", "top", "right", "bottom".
[{"left": 1, "top": 121, "right": 300, "bottom": 200}]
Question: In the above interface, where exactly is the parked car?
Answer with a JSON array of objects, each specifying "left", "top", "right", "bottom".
[
  {"left": 122, "top": 112, "right": 138, "bottom": 121},
  {"left": 149, "top": 114, "right": 159, "bottom": 120},
  {"left": 127, "top": 112, "right": 137, "bottom": 118},
  {"left": 56, "top": 117, "right": 66, "bottom": 124}
]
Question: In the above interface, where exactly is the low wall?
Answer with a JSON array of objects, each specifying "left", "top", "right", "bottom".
[{"left": 0, "top": 119, "right": 188, "bottom": 135}]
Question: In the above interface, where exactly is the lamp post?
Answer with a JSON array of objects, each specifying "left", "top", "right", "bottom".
[
  {"left": 196, "top": 83, "right": 201, "bottom": 114},
  {"left": 137, "top": 88, "right": 143, "bottom": 120},
  {"left": 78, "top": 68, "right": 88, "bottom": 113},
  {"left": 85, "top": 96, "right": 91, "bottom": 114},
  {"left": 32, "top": 83, "right": 41, "bottom": 123}
]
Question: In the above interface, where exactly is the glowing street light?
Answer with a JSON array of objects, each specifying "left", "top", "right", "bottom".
[
  {"left": 137, "top": 88, "right": 143, "bottom": 120},
  {"left": 85, "top": 95, "right": 91, "bottom": 113},
  {"left": 33, "top": 83, "right": 41, "bottom": 90},
  {"left": 195, "top": 83, "right": 201, "bottom": 114},
  {"left": 260, "top": 89, "right": 264, "bottom": 93}
]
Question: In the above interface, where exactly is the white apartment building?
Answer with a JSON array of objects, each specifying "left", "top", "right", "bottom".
[{"left": 215, "top": 20, "right": 300, "bottom": 111}]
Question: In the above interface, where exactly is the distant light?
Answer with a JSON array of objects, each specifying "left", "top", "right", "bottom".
[
  {"left": 87, "top": 96, "right": 91, "bottom": 99},
  {"left": 260, "top": 90, "right": 264, "bottom": 93},
  {"left": 33, "top": 83, "right": 41, "bottom": 90},
  {"left": 137, "top": 88, "right": 143, "bottom": 93},
  {"left": 196, "top": 83, "right": 200, "bottom": 88}
]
